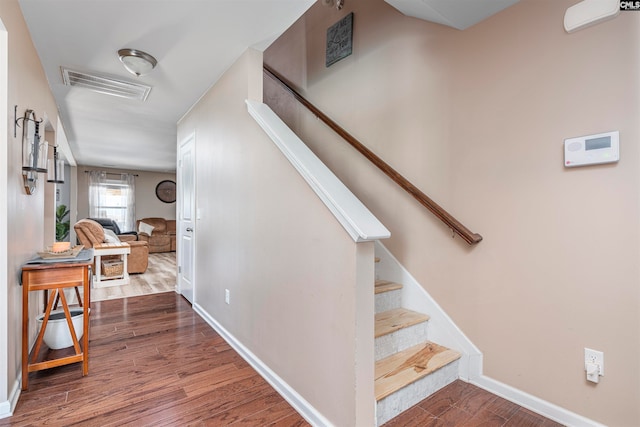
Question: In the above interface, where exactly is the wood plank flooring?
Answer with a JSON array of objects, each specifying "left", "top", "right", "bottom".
[
  {"left": 2, "top": 292, "right": 309, "bottom": 427},
  {"left": 2, "top": 291, "right": 565, "bottom": 426},
  {"left": 381, "top": 380, "right": 566, "bottom": 427}
]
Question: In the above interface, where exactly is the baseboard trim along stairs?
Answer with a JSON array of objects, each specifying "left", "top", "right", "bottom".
[
  {"left": 374, "top": 278, "right": 460, "bottom": 426},
  {"left": 374, "top": 241, "right": 607, "bottom": 427}
]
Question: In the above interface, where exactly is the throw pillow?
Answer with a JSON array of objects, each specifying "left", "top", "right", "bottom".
[
  {"left": 103, "top": 229, "right": 121, "bottom": 243},
  {"left": 138, "top": 221, "right": 154, "bottom": 236}
]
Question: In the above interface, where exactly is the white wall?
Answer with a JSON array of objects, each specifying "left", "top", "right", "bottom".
[
  {"left": 264, "top": 1, "right": 640, "bottom": 425},
  {"left": 178, "top": 49, "right": 375, "bottom": 426}
]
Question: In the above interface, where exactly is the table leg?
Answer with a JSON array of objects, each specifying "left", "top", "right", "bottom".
[{"left": 94, "top": 252, "right": 101, "bottom": 287}]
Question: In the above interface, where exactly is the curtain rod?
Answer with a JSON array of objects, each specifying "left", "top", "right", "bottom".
[{"left": 84, "top": 171, "right": 139, "bottom": 177}]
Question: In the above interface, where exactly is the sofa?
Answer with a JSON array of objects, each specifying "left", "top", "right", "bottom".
[
  {"left": 136, "top": 218, "right": 176, "bottom": 253},
  {"left": 88, "top": 217, "right": 138, "bottom": 238},
  {"left": 74, "top": 219, "right": 149, "bottom": 274}
]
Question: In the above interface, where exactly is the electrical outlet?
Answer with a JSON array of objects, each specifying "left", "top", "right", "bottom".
[
  {"left": 225, "top": 289, "right": 230, "bottom": 305},
  {"left": 585, "top": 348, "right": 604, "bottom": 375}
]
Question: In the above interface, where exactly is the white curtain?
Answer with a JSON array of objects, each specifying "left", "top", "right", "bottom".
[
  {"left": 122, "top": 173, "right": 136, "bottom": 232},
  {"left": 88, "top": 170, "right": 107, "bottom": 219}
]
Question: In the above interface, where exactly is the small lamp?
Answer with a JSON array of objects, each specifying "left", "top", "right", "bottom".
[
  {"left": 47, "top": 146, "right": 65, "bottom": 184},
  {"left": 118, "top": 48, "right": 157, "bottom": 77}
]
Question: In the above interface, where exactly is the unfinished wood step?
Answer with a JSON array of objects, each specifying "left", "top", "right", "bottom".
[
  {"left": 375, "top": 342, "right": 461, "bottom": 400},
  {"left": 375, "top": 308, "right": 430, "bottom": 360},
  {"left": 375, "top": 342, "right": 461, "bottom": 425},
  {"left": 375, "top": 308, "right": 428, "bottom": 338},
  {"left": 375, "top": 280, "right": 402, "bottom": 294},
  {"left": 375, "top": 280, "right": 402, "bottom": 314}
]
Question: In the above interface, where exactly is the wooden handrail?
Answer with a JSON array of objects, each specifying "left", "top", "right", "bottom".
[{"left": 263, "top": 65, "right": 482, "bottom": 245}]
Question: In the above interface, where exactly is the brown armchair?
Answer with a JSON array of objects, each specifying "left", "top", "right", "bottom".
[
  {"left": 74, "top": 219, "right": 149, "bottom": 274},
  {"left": 136, "top": 218, "right": 176, "bottom": 253}
]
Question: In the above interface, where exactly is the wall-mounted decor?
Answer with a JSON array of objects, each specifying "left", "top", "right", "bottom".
[
  {"left": 15, "top": 107, "right": 48, "bottom": 194},
  {"left": 326, "top": 12, "right": 353, "bottom": 67},
  {"left": 155, "top": 180, "right": 176, "bottom": 203}
]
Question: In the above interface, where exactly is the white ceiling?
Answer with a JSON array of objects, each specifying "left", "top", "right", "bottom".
[
  {"left": 384, "top": 0, "right": 520, "bottom": 30},
  {"left": 19, "top": 0, "right": 518, "bottom": 173},
  {"left": 19, "top": 0, "right": 315, "bottom": 172}
]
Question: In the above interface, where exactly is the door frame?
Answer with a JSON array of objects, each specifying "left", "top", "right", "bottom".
[{"left": 177, "top": 132, "right": 196, "bottom": 303}]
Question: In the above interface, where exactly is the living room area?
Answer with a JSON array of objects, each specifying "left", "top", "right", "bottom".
[{"left": 58, "top": 164, "right": 178, "bottom": 302}]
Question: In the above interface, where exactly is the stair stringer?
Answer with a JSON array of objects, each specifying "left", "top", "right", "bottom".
[{"left": 374, "top": 240, "right": 482, "bottom": 382}]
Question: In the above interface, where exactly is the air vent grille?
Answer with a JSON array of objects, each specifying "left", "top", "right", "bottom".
[{"left": 61, "top": 67, "right": 152, "bottom": 101}]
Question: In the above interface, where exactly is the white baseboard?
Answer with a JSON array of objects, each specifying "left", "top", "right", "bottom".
[
  {"left": 0, "top": 401, "right": 10, "bottom": 419},
  {"left": 193, "top": 303, "right": 333, "bottom": 427},
  {"left": 0, "top": 374, "right": 21, "bottom": 419},
  {"left": 472, "top": 375, "right": 607, "bottom": 427}
]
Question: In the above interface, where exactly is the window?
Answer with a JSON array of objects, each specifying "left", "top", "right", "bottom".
[{"left": 88, "top": 171, "right": 136, "bottom": 232}]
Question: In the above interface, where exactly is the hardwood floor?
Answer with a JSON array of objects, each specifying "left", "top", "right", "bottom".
[
  {"left": 381, "top": 381, "right": 566, "bottom": 427},
  {"left": 3, "top": 292, "right": 308, "bottom": 427},
  {"left": 3, "top": 292, "right": 564, "bottom": 426}
]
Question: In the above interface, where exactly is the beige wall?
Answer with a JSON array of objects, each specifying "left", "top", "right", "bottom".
[
  {"left": 0, "top": 0, "right": 61, "bottom": 408},
  {"left": 265, "top": 1, "right": 640, "bottom": 425},
  {"left": 178, "top": 49, "right": 374, "bottom": 426},
  {"left": 76, "top": 166, "right": 176, "bottom": 229}
]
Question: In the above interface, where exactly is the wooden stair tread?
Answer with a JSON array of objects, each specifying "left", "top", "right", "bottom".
[
  {"left": 375, "top": 280, "right": 402, "bottom": 294},
  {"left": 375, "top": 342, "right": 461, "bottom": 401},
  {"left": 375, "top": 308, "right": 429, "bottom": 338}
]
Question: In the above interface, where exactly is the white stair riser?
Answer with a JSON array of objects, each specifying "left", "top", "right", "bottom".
[
  {"left": 375, "top": 289, "right": 402, "bottom": 314},
  {"left": 375, "top": 321, "right": 428, "bottom": 361},
  {"left": 376, "top": 359, "right": 459, "bottom": 426}
]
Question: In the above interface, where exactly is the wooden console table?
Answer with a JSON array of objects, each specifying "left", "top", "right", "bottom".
[
  {"left": 93, "top": 242, "right": 130, "bottom": 287},
  {"left": 21, "top": 258, "right": 91, "bottom": 390}
]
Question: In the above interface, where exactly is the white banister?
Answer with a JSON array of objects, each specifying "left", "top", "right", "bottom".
[{"left": 246, "top": 100, "right": 390, "bottom": 243}]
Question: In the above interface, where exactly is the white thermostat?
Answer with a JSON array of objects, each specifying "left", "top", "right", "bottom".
[{"left": 564, "top": 131, "right": 619, "bottom": 167}]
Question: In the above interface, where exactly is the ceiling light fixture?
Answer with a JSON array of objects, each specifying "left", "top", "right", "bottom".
[{"left": 118, "top": 48, "right": 157, "bottom": 77}]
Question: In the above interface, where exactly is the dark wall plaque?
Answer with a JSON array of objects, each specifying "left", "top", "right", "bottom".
[{"left": 326, "top": 13, "right": 353, "bottom": 67}]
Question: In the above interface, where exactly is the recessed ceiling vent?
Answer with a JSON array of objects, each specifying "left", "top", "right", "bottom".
[{"left": 61, "top": 67, "right": 152, "bottom": 101}]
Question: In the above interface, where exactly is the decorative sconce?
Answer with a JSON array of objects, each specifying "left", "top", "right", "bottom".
[
  {"left": 47, "top": 146, "right": 65, "bottom": 184},
  {"left": 15, "top": 107, "right": 48, "bottom": 194}
]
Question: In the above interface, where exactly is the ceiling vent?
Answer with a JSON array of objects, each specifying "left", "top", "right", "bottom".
[{"left": 61, "top": 67, "right": 152, "bottom": 101}]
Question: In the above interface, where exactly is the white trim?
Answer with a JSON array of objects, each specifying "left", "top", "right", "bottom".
[
  {"left": 472, "top": 375, "right": 607, "bottom": 427},
  {"left": 193, "top": 303, "right": 334, "bottom": 427},
  {"left": 0, "top": 375, "right": 20, "bottom": 419},
  {"left": 246, "top": 100, "right": 390, "bottom": 243},
  {"left": 0, "top": 401, "right": 9, "bottom": 419},
  {"left": 374, "top": 241, "right": 482, "bottom": 380}
]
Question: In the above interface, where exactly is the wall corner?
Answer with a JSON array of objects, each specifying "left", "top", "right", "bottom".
[{"left": 247, "top": 48, "right": 263, "bottom": 103}]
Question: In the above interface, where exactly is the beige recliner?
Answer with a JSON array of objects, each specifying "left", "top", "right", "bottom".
[{"left": 74, "top": 219, "right": 149, "bottom": 274}]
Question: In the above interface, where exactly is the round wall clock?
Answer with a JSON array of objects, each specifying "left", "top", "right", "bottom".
[{"left": 155, "top": 180, "right": 176, "bottom": 203}]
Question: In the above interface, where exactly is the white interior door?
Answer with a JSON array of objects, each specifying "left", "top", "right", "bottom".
[{"left": 178, "top": 134, "right": 195, "bottom": 304}]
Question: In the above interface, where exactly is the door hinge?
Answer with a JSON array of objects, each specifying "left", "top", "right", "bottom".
[{"left": 178, "top": 266, "right": 182, "bottom": 274}]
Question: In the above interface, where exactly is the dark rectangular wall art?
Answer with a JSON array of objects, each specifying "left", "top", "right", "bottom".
[{"left": 326, "top": 13, "right": 354, "bottom": 67}]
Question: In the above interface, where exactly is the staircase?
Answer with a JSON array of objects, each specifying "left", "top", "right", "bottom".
[{"left": 374, "top": 279, "right": 461, "bottom": 426}]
